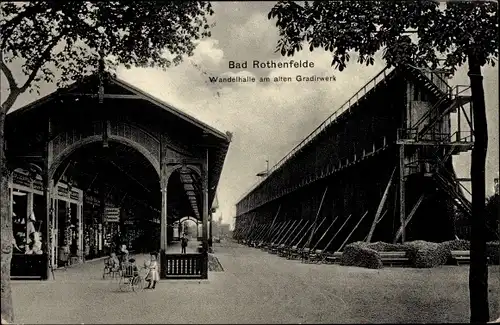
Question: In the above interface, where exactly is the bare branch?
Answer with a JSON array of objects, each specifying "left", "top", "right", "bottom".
[
  {"left": 0, "top": 52, "right": 18, "bottom": 92},
  {"left": 19, "top": 33, "right": 64, "bottom": 93}
]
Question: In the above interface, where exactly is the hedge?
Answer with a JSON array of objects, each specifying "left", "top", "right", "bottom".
[
  {"left": 404, "top": 240, "right": 451, "bottom": 268},
  {"left": 340, "top": 242, "right": 383, "bottom": 269}
]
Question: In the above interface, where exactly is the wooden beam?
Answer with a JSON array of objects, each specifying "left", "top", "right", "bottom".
[
  {"left": 298, "top": 217, "right": 327, "bottom": 248},
  {"left": 276, "top": 220, "right": 298, "bottom": 245},
  {"left": 54, "top": 159, "right": 72, "bottom": 185},
  {"left": 311, "top": 217, "right": 338, "bottom": 251},
  {"left": 271, "top": 220, "right": 293, "bottom": 243},
  {"left": 393, "top": 194, "right": 425, "bottom": 243},
  {"left": 366, "top": 167, "right": 396, "bottom": 242},
  {"left": 264, "top": 205, "right": 281, "bottom": 242},
  {"left": 304, "top": 186, "right": 328, "bottom": 249},
  {"left": 340, "top": 211, "right": 369, "bottom": 251},
  {"left": 322, "top": 214, "right": 353, "bottom": 253},
  {"left": 399, "top": 144, "right": 406, "bottom": 243},
  {"left": 288, "top": 220, "right": 310, "bottom": 246},
  {"left": 281, "top": 219, "right": 304, "bottom": 246}
]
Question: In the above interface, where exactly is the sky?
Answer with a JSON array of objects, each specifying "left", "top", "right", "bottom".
[{"left": 2, "top": 2, "right": 499, "bottom": 229}]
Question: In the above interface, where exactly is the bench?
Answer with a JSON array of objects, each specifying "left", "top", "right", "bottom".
[
  {"left": 259, "top": 243, "right": 269, "bottom": 251},
  {"left": 452, "top": 250, "right": 470, "bottom": 265},
  {"left": 277, "top": 245, "right": 291, "bottom": 257},
  {"left": 300, "top": 248, "right": 312, "bottom": 263},
  {"left": 286, "top": 246, "right": 299, "bottom": 260},
  {"left": 305, "top": 250, "right": 323, "bottom": 263},
  {"left": 275, "top": 244, "right": 286, "bottom": 256},
  {"left": 380, "top": 251, "right": 409, "bottom": 267},
  {"left": 451, "top": 250, "right": 492, "bottom": 266},
  {"left": 268, "top": 244, "right": 280, "bottom": 254},
  {"left": 322, "top": 251, "right": 343, "bottom": 264}
]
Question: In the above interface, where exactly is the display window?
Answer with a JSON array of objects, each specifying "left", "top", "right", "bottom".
[{"left": 12, "top": 189, "right": 28, "bottom": 253}]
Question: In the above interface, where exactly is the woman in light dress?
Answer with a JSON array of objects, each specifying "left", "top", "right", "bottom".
[{"left": 144, "top": 252, "right": 159, "bottom": 290}]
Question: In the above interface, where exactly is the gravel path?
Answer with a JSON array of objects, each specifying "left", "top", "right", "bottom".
[{"left": 11, "top": 240, "right": 500, "bottom": 324}]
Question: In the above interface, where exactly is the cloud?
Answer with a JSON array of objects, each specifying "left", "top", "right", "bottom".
[{"left": 191, "top": 39, "right": 225, "bottom": 68}]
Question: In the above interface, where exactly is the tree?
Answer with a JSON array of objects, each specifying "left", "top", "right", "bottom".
[
  {"left": 0, "top": 2, "right": 214, "bottom": 322},
  {"left": 268, "top": 0, "right": 497, "bottom": 322}
]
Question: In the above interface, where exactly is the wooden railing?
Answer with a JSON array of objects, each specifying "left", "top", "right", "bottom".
[{"left": 160, "top": 251, "right": 207, "bottom": 279}]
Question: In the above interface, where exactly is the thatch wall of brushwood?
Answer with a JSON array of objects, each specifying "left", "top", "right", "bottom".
[{"left": 340, "top": 240, "right": 499, "bottom": 269}]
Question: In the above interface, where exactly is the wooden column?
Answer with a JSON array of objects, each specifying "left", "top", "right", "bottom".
[
  {"left": 49, "top": 189, "right": 55, "bottom": 270},
  {"left": 208, "top": 212, "right": 213, "bottom": 249},
  {"left": 160, "top": 186, "right": 167, "bottom": 251},
  {"left": 201, "top": 149, "right": 209, "bottom": 279},
  {"left": 399, "top": 144, "right": 406, "bottom": 243}
]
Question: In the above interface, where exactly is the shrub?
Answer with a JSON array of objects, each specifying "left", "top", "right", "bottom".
[
  {"left": 340, "top": 242, "right": 383, "bottom": 269},
  {"left": 404, "top": 240, "right": 451, "bottom": 268},
  {"left": 366, "top": 241, "right": 407, "bottom": 252},
  {"left": 440, "top": 239, "right": 470, "bottom": 251}
]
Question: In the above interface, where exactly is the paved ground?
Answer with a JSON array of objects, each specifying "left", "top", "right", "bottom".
[{"left": 11, "top": 240, "right": 500, "bottom": 324}]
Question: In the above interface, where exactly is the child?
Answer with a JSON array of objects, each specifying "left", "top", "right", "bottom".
[
  {"left": 145, "top": 252, "right": 159, "bottom": 289},
  {"left": 109, "top": 253, "right": 120, "bottom": 269}
]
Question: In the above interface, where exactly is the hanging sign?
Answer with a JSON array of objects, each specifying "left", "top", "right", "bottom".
[{"left": 105, "top": 207, "right": 120, "bottom": 223}]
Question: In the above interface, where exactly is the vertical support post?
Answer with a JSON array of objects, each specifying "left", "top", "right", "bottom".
[
  {"left": 79, "top": 203, "right": 83, "bottom": 262},
  {"left": 99, "top": 181, "right": 106, "bottom": 257},
  {"left": 50, "top": 193, "right": 55, "bottom": 269},
  {"left": 457, "top": 101, "right": 461, "bottom": 142},
  {"left": 202, "top": 149, "right": 209, "bottom": 279},
  {"left": 43, "top": 179, "right": 51, "bottom": 279},
  {"left": 160, "top": 187, "right": 167, "bottom": 251},
  {"left": 77, "top": 202, "right": 82, "bottom": 261},
  {"left": 208, "top": 212, "right": 213, "bottom": 250},
  {"left": 399, "top": 144, "right": 406, "bottom": 243}
]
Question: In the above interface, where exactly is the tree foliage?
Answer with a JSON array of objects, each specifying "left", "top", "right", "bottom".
[
  {"left": 268, "top": 0, "right": 497, "bottom": 72},
  {"left": 0, "top": 1, "right": 214, "bottom": 109}
]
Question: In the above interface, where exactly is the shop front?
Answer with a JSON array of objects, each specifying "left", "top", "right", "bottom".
[
  {"left": 10, "top": 169, "right": 48, "bottom": 279},
  {"left": 51, "top": 183, "right": 84, "bottom": 268},
  {"left": 10, "top": 169, "right": 85, "bottom": 278},
  {"left": 83, "top": 192, "right": 104, "bottom": 260}
]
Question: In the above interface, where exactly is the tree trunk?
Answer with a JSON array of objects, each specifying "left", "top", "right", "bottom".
[
  {"left": 0, "top": 109, "right": 14, "bottom": 323},
  {"left": 467, "top": 54, "right": 489, "bottom": 323}
]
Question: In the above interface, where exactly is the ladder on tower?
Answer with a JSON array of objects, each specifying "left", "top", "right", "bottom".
[{"left": 433, "top": 169, "right": 472, "bottom": 217}]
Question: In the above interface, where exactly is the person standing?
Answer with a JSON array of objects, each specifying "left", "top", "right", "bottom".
[
  {"left": 180, "top": 234, "right": 188, "bottom": 254},
  {"left": 145, "top": 252, "right": 159, "bottom": 289}
]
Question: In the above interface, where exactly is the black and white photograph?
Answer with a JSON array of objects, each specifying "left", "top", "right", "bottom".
[{"left": 0, "top": 1, "right": 499, "bottom": 324}]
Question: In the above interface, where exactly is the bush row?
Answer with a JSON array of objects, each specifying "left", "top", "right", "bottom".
[{"left": 339, "top": 240, "right": 500, "bottom": 269}]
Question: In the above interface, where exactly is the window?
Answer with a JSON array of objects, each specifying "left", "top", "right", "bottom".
[{"left": 12, "top": 190, "right": 28, "bottom": 253}]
